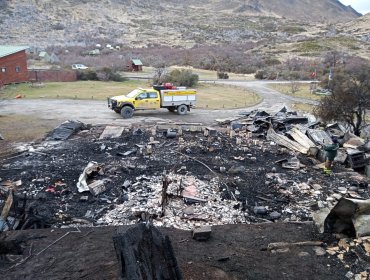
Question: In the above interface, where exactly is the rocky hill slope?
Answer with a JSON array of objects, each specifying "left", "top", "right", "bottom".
[{"left": 0, "top": 0, "right": 362, "bottom": 47}]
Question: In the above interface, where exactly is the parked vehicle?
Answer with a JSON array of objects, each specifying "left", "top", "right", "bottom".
[
  {"left": 107, "top": 83, "right": 196, "bottom": 118},
  {"left": 72, "top": 64, "right": 88, "bottom": 70}
]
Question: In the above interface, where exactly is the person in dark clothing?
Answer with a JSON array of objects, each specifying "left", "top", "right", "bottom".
[{"left": 323, "top": 137, "right": 339, "bottom": 174}]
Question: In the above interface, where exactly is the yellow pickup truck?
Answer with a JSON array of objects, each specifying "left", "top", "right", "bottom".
[{"left": 107, "top": 85, "right": 196, "bottom": 118}]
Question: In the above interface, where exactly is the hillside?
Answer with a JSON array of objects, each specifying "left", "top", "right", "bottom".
[
  {"left": 0, "top": 0, "right": 362, "bottom": 48},
  {"left": 340, "top": 13, "right": 370, "bottom": 37}
]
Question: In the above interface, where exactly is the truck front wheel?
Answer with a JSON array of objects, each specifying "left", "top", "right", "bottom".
[
  {"left": 177, "top": 105, "right": 188, "bottom": 115},
  {"left": 121, "top": 106, "right": 134, "bottom": 119}
]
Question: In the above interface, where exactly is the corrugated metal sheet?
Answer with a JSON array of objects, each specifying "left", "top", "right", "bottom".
[
  {"left": 0, "top": 45, "right": 28, "bottom": 58},
  {"left": 307, "top": 129, "right": 333, "bottom": 145}
]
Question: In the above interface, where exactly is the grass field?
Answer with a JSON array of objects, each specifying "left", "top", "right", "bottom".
[
  {"left": 268, "top": 83, "right": 323, "bottom": 101},
  {"left": 196, "top": 83, "right": 261, "bottom": 109},
  {"left": 290, "top": 103, "right": 315, "bottom": 114},
  {"left": 0, "top": 115, "right": 60, "bottom": 157},
  {"left": 0, "top": 115, "right": 58, "bottom": 142},
  {"left": 128, "top": 66, "right": 255, "bottom": 81},
  {"left": 0, "top": 80, "right": 148, "bottom": 100},
  {"left": 0, "top": 81, "right": 261, "bottom": 109}
]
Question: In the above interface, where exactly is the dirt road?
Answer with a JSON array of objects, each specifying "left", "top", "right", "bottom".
[{"left": 0, "top": 81, "right": 317, "bottom": 126}]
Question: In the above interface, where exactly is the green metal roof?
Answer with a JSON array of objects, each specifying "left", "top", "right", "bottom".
[
  {"left": 0, "top": 45, "right": 29, "bottom": 58},
  {"left": 131, "top": 59, "right": 143, "bottom": 66}
]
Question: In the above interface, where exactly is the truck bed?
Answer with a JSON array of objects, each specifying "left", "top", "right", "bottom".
[{"left": 160, "top": 89, "right": 196, "bottom": 107}]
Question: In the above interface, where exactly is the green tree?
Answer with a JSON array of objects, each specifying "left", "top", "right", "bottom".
[
  {"left": 167, "top": 69, "right": 199, "bottom": 87},
  {"left": 314, "top": 61, "right": 370, "bottom": 136}
]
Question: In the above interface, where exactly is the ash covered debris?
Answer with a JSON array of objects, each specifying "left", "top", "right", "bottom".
[
  {"left": 0, "top": 118, "right": 369, "bottom": 234},
  {"left": 220, "top": 107, "right": 370, "bottom": 170},
  {"left": 46, "top": 120, "right": 89, "bottom": 141},
  {"left": 1, "top": 117, "right": 370, "bottom": 279}
]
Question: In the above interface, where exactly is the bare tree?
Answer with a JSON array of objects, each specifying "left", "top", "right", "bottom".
[
  {"left": 314, "top": 60, "right": 370, "bottom": 136},
  {"left": 290, "top": 81, "right": 300, "bottom": 94}
]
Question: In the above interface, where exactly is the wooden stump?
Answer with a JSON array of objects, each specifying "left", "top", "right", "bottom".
[{"left": 113, "top": 224, "right": 182, "bottom": 280}]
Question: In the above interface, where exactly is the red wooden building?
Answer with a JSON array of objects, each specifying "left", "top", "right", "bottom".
[
  {"left": 125, "top": 58, "right": 143, "bottom": 72},
  {"left": 0, "top": 45, "right": 29, "bottom": 85}
]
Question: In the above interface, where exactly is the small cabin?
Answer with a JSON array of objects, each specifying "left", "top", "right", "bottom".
[{"left": 125, "top": 58, "right": 143, "bottom": 72}]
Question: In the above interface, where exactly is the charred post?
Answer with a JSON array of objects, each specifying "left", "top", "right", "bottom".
[{"left": 113, "top": 224, "right": 182, "bottom": 280}]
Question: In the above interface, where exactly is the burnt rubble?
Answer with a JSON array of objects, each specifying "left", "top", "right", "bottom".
[
  {"left": 1, "top": 113, "right": 370, "bottom": 279},
  {"left": 0, "top": 116, "right": 369, "bottom": 232}
]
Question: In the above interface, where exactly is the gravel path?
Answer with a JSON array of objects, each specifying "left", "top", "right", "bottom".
[{"left": 0, "top": 81, "right": 318, "bottom": 126}]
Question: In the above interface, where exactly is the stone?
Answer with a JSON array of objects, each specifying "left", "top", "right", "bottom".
[
  {"left": 313, "top": 246, "right": 326, "bottom": 256},
  {"left": 298, "top": 251, "right": 310, "bottom": 257},
  {"left": 365, "top": 166, "right": 370, "bottom": 178},
  {"left": 228, "top": 165, "right": 246, "bottom": 174},
  {"left": 338, "top": 187, "right": 347, "bottom": 194},
  {"left": 192, "top": 226, "right": 212, "bottom": 241},
  {"left": 80, "top": 196, "right": 89, "bottom": 202},
  {"left": 332, "top": 193, "right": 342, "bottom": 200},
  {"left": 269, "top": 211, "right": 281, "bottom": 220},
  {"left": 254, "top": 206, "right": 267, "bottom": 215},
  {"left": 122, "top": 180, "right": 131, "bottom": 188},
  {"left": 183, "top": 206, "right": 195, "bottom": 215},
  {"left": 345, "top": 271, "right": 354, "bottom": 279},
  {"left": 88, "top": 180, "right": 106, "bottom": 196}
]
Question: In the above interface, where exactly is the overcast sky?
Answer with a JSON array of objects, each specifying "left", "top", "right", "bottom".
[{"left": 339, "top": 0, "right": 370, "bottom": 14}]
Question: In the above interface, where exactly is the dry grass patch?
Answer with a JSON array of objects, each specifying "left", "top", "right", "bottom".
[
  {"left": 0, "top": 81, "right": 261, "bottom": 109},
  {"left": 269, "top": 83, "right": 323, "bottom": 101},
  {"left": 290, "top": 103, "right": 315, "bottom": 114},
  {"left": 0, "top": 80, "right": 149, "bottom": 100},
  {"left": 0, "top": 115, "right": 60, "bottom": 157},
  {"left": 196, "top": 83, "right": 261, "bottom": 109}
]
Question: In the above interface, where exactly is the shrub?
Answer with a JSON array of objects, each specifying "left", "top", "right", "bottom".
[
  {"left": 76, "top": 68, "right": 126, "bottom": 82},
  {"left": 166, "top": 69, "right": 199, "bottom": 87},
  {"left": 76, "top": 70, "right": 99, "bottom": 81},
  {"left": 255, "top": 70, "right": 266, "bottom": 80},
  {"left": 217, "top": 72, "right": 229, "bottom": 79},
  {"left": 97, "top": 67, "right": 127, "bottom": 82}
]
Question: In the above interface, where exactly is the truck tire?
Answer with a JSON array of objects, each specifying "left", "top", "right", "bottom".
[
  {"left": 177, "top": 105, "right": 188, "bottom": 115},
  {"left": 121, "top": 106, "right": 134, "bottom": 119}
]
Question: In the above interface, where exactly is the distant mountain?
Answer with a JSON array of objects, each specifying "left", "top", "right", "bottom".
[{"left": 0, "top": 0, "right": 362, "bottom": 47}]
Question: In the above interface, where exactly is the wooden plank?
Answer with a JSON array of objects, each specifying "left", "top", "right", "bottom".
[
  {"left": 267, "top": 127, "right": 309, "bottom": 154},
  {"left": 288, "top": 127, "right": 316, "bottom": 149},
  {"left": 99, "top": 126, "right": 124, "bottom": 139}
]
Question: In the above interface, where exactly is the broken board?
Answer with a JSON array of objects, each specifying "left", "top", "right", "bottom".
[{"left": 99, "top": 126, "right": 124, "bottom": 139}]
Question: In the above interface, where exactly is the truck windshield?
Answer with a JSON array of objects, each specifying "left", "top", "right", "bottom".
[{"left": 127, "top": 89, "right": 141, "bottom": 98}]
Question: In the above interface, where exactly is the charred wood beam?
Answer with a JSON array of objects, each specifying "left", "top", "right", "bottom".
[{"left": 113, "top": 224, "right": 182, "bottom": 280}]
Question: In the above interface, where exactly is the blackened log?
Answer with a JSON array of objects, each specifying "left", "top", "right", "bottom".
[
  {"left": 113, "top": 224, "right": 182, "bottom": 280},
  {"left": 0, "top": 240, "right": 22, "bottom": 255}
]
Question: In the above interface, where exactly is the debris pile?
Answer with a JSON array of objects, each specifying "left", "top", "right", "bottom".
[
  {"left": 218, "top": 108, "right": 370, "bottom": 170},
  {"left": 0, "top": 119, "right": 369, "bottom": 234},
  {"left": 98, "top": 174, "right": 245, "bottom": 229},
  {"left": 1, "top": 116, "right": 370, "bottom": 279}
]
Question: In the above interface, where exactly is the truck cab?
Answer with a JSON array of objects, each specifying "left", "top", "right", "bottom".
[{"left": 108, "top": 85, "right": 196, "bottom": 118}]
